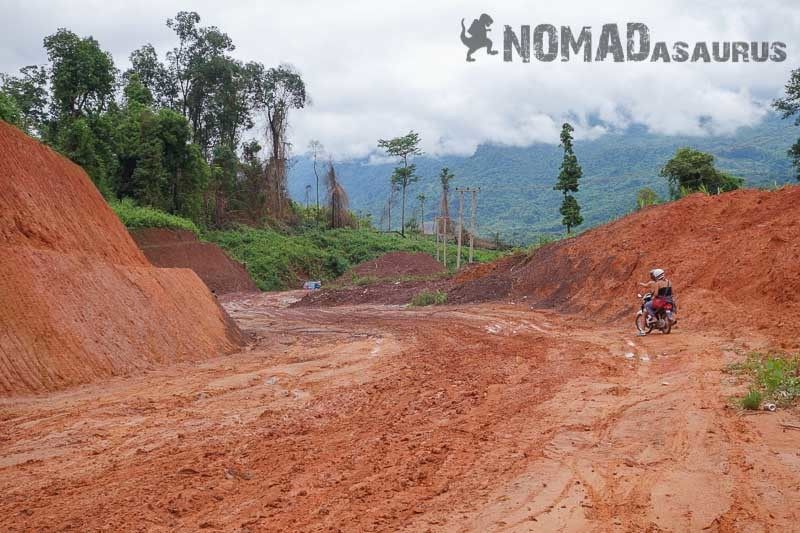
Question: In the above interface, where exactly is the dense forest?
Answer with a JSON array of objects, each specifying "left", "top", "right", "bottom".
[{"left": 0, "top": 11, "right": 307, "bottom": 229}]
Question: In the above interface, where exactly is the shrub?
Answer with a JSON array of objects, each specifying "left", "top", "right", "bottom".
[
  {"left": 323, "top": 254, "right": 351, "bottom": 277},
  {"left": 726, "top": 351, "right": 800, "bottom": 408},
  {"left": 410, "top": 290, "right": 448, "bottom": 306},
  {"left": 111, "top": 198, "right": 199, "bottom": 234},
  {"left": 740, "top": 389, "right": 762, "bottom": 410}
]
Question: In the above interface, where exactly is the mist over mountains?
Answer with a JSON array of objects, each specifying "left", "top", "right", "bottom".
[{"left": 289, "top": 113, "right": 797, "bottom": 244}]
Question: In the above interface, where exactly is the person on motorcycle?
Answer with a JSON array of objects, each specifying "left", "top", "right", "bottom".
[{"left": 638, "top": 268, "right": 672, "bottom": 323}]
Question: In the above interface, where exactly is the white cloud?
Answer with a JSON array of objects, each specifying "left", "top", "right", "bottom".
[{"left": 0, "top": 0, "right": 796, "bottom": 159}]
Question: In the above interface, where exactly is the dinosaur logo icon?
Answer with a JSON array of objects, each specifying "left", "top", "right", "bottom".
[{"left": 460, "top": 14, "right": 499, "bottom": 62}]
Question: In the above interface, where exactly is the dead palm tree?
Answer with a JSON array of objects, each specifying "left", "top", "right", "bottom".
[{"left": 326, "top": 159, "right": 352, "bottom": 229}]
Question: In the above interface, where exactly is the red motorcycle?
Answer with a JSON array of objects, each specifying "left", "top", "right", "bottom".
[{"left": 635, "top": 292, "right": 677, "bottom": 335}]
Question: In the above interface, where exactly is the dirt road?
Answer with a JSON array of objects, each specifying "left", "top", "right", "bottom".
[{"left": 2, "top": 292, "right": 799, "bottom": 532}]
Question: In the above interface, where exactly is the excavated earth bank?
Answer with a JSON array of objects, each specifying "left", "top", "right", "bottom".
[
  {"left": 131, "top": 228, "right": 258, "bottom": 295},
  {"left": 0, "top": 121, "right": 242, "bottom": 396}
]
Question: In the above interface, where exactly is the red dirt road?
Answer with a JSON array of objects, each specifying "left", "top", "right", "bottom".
[{"left": 2, "top": 293, "right": 799, "bottom": 532}]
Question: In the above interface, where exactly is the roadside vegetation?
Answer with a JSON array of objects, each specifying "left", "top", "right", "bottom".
[
  {"left": 726, "top": 351, "right": 800, "bottom": 410},
  {"left": 111, "top": 198, "right": 199, "bottom": 234},
  {"left": 331, "top": 271, "right": 451, "bottom": 289},
  {"left": 110, "top": 197, "right": 503, "bottom": 291},
  {"left": 205, "top": 225, "right": 502, "bottom": 291},
  {"left": 410, "top": 290, "right": 448, "bottom": 306}
]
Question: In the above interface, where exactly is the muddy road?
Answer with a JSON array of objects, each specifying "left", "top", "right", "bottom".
[{"left": 2, "top": 292, "right": 799, "bottom": 532}]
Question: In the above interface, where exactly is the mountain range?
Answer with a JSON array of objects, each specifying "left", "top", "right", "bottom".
[{"left": 288, "top": 113, "right": 798, "bottom": 244}]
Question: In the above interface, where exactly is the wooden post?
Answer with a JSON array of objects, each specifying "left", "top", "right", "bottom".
[
  {"left": 435, "top": 216, "right": 440, "bottom": 261},
  {"left": 442, "top": 217, "right": 448, "bottom": 268},
  {"left": 469, "top": 189, "right": 478, "bottom": 263},
  {"left": 456, "top": 190, "right": 464, "bottom": 270}
]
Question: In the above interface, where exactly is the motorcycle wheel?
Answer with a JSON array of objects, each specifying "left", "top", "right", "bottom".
[
  {"left": 661, "top": 315, "right": 672, "bottom": 334},
  {"left": 635, "top": 312, "right": 652, "bottom": 335}
]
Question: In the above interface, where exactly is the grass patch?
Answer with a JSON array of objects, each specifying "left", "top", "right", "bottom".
[
  {"left": 328, "top": 271, "right": 451, "bottom": 289},
  {"left": 111, "top": 198, "right": 199, "bottom": 234},
  {"left": 410, "top": 290, "right": 448, "bottom": 306},
  {"left": 726, "top": 351, "right": 800, "bottom": 408},
  {"left": 740, "top": 389, "right": 763, "bottom": 410}
]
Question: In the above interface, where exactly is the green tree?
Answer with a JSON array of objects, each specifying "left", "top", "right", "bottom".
[
  {"left": 39, "top": 29, "right": 118, "bottom": 191},
  {"left": 256, "top": 64, "right": 307, "bottom": 218},
  {"left": 554, "top": 123, "right": 583, "bottom": 233},
  {"left": 0, "top": 12, "right": 310, "bottom": 229},
  {"left": 155, "top": 11, "right": 304, "bottom": 224},
  {"left": 559, "top": 195, "right": 582, "bottom": 233},
  {"left": 377, "top": 131, "right": 422, "bottom": 236},
  {"left": 438, "top": 167, "right": 454, "bottom": 227},
  {"left": 43, "top": 29, "right": 116, "bottom": 119},
  {"left": 114, "top": 74, "right": 207, "bottom": 219},
  {"left": 55, "top": 115, "right": 115, "bottom": 195},
  {"left": 0, "top": 91, "right": 22, "bottom": 128},
  {"left": 207, "top": 144, "right": 239, "bottom": 226},
  {"left": 0, "top": 65, "right": 47, "bottom": 134},
  {"left": 773, "top": 67, "right": 800, "bottom": 180},
  {"left": 636, "top": 187, "right": 660, "bottom": 210},
  {"left": 125, "top": 44, "right": 176, "bottom": 108},
  {"left": 660, "top": 147, "right": 743, "bottom": 199},
  {"left": 235, "top": 139, "right": 267, "bottom": 222}
]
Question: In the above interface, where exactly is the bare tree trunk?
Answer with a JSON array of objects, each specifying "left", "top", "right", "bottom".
[{"left": 400, "top": 183, "right": 406, "bottom": 236}]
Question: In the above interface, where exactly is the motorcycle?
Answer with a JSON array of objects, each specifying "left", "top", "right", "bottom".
[{"left": 635, "top": 292, "right": 677, "bottom": 335}]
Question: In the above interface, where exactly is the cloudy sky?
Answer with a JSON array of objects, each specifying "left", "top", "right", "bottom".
[{"left": 1, "top": 0, "right": 797, "bottom": 159}]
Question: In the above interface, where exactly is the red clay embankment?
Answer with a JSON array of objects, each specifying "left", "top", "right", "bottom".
[
  {"left": 347, "top": 251, "right": 445, "bottom": 279},
  {"left": 131, "top": 228, "right": 258, "bottom": 295},
  {"left": 0, "top": 121, "right": 243, "bottom": 396},
  {"left": 449, "top": 187, "right": 800, "bottom": 345}
]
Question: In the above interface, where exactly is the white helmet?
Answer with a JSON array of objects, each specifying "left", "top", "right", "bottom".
[{"left": 650, "top": 268, "right": 665, "bottom": 281}]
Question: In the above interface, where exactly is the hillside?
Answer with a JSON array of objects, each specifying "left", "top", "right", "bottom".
[
  {"left": 0, "top": 121, "right": 242, "bottom": 395},
  {"left": 447, "top": 186, "right": 800, "bottom": 344},
  {"left": 288, "top": 114, "right": 798, "bottom": 244}
]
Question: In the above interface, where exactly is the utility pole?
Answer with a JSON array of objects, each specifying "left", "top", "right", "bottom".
[
  {"left": 442, "top": 216, "right": 448, "bottom": 268},
  {"left": 386, "top": 188, "right": 394, "bottom": 232},
  {"left": 470, "top": 188, "right": 479, "bottom": 263},
  {"left": 455, "top": 187, "right": 480, "bottom": 264},
  {"left": 417, "top": 194, "right": 426, "bottom": 233},
  {"left": 455, "top": 189, "right": 465, "bottom": 269},
  {"left": 435, "top": 216, "right": 440, "bottom": 261},
  {"left": 304, "top": 184, "right": 311, "bottom": 210}
]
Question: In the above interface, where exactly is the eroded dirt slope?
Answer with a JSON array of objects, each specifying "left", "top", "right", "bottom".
[
  {"left": 132, "top": 228, "right": 258, "bottom": 295},
  {"left": 0, "top": 121, "right": 242, "bottom": 396},
  {"left": 452, "top": 187, "right": 800, "bottom": 345},
  {"left": 347, "top": 251, "right": 445, "bottom": 279}
]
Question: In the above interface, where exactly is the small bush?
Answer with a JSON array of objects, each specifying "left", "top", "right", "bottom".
[
  {"left": 324, "top": 254, "right": 351, "bottom": 277},
  {"left": 740, "top": 389, "right": 762, "bottom": 410},
  {"left": 410, "top": 290, "right": 447, "bottom": 306},
  {"left": 726, "top": 351, "right": 800, "bottom": 408},
  {"left": 111, "top": 198, "right": 199, "bottom": 234}
]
